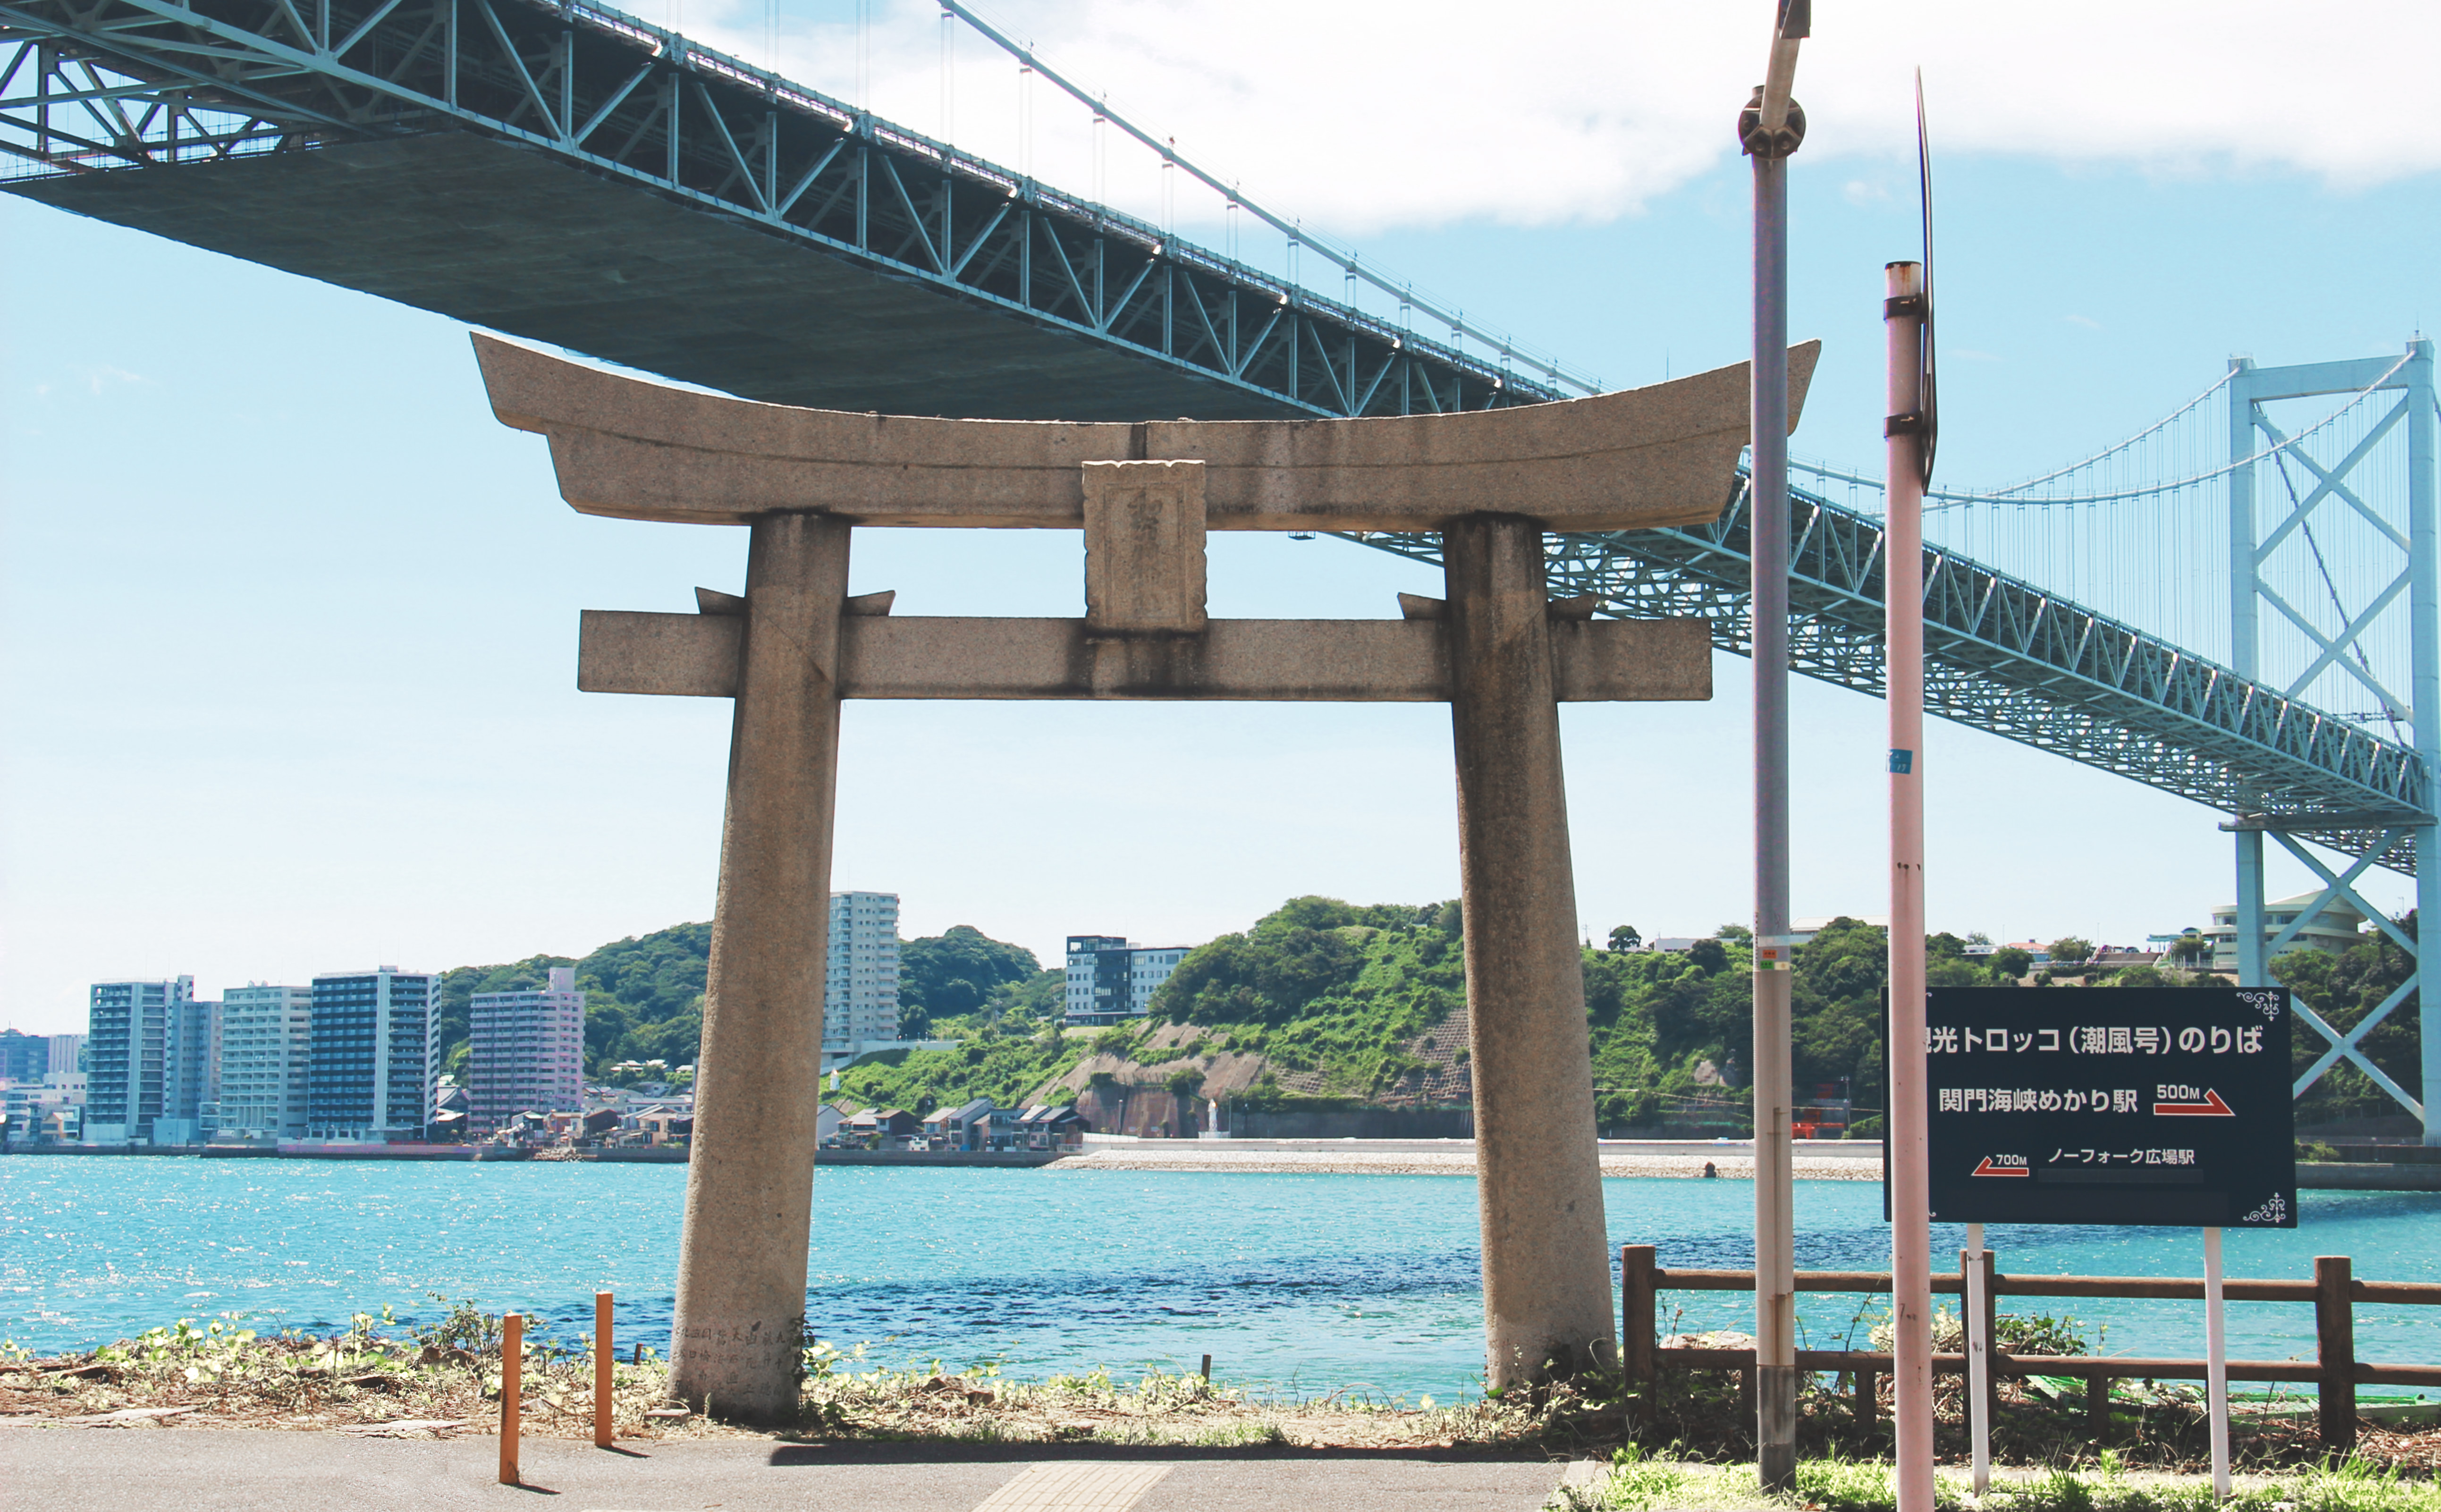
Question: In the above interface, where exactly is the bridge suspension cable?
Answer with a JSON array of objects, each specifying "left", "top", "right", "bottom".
[
  {"left": 1787, "top": 348, "right": 2432, "bottom": 737},
  {"left": 932, "top": 0, "right": 1602, "bottom": 398},
  {"left": 1791, "top": 353, "right": 2410, "bottom": 511}
]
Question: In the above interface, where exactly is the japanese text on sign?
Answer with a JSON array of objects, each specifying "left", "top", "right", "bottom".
[{"left": 1927, "top": 1025, "right": 2264, "bottom": 1056}]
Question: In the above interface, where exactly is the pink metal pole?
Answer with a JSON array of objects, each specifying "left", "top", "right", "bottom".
[{"left": 1884, "top": 259, "right": 1934, "bottom": 1512}]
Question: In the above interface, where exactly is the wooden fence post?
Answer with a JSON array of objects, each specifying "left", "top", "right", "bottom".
[
  {"left": 2316, "top": 1255, "right": 2357, "bottom": 1458},
  {"left": 1854, "top": 1366, "right": 1876, "bottom": 1429},
  {"left": 1621, "top": 1245, "right": 1658, "bottom": 1387},
  {"left": 2087, "top": 1374, "right": 2111, "bottom": 1445},
  {"left": 499, "top": 1313, "right": 523, "bottom": 1486}
]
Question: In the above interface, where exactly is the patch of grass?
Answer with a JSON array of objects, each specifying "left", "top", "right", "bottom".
[
  {"left": 1574, "top": 1444, "right": 1689, "bottom": 1511},
  {"left": 1578, "top": 1452, "right": 2441, "bottom": 1512}
]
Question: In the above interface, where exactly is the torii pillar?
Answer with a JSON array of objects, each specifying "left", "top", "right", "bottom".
[{"left": 476, "top": 333, "right": 1817, "bottom": 1418}]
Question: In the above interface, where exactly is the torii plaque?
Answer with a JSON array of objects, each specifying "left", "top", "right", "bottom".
[{"left": 475, "top": 333, "right": 1818, "bottom": 1419}]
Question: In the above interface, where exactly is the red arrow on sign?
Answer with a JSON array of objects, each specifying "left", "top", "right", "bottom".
[
  {"left": 2155, "top": 1089, "right": 2235, "bottom": 1117},
  {"left": 1971, "top": 1157, "right": 2030, "bottom": 1178}
]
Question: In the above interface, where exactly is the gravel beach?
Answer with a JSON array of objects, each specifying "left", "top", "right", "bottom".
[{"left": 1045, "top": 1140, "right": 1884, "bottom": 1180}]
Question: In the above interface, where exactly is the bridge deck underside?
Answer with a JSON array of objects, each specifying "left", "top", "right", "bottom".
[{"left": 13, "top": 131, "right": 1299, "bottom": 422}]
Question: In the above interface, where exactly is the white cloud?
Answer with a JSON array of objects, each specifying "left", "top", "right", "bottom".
[
  {"left": 83, "top": 364, "right": 150, "bottom": 395},
  {"left": 698, "top": 0, "right": 2441, "bottom": 240}
]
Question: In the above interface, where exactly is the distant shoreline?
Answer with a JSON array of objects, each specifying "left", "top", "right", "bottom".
[
  {"left": 0, "top": 1138, "right": 1885, "bottom": 1180},
  {"left": 1048, "top": 1145, "right": 1884, "bottom": 1181}
]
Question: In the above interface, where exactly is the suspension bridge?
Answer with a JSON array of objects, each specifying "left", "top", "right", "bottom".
[{"left": 4, "top": 0, "right": 2433, "bottom": 1132}]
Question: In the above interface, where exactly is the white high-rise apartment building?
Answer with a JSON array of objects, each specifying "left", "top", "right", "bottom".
[
  {"left": 823, "top": 892, "right": 902, "bottom": 1060},
  {"left": 84, "top": 976, "right": 192, "bottom": 1144},
  {"left": 306, "top": 968, "right": 437, "bottom": 1142},
  {"left": 469, "top": 966, "right": 586, "bottom": 1130},
  {"left": 214, "top": 985, "right": 312, "bottom": 1141}
]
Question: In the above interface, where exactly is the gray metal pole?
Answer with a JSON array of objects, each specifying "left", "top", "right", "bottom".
[
  {"left": 1749, "top": 144, "right": 1798, "bottom": 1493},
  {"left": 1740, "top": 6, "right": 1806, "bottom": 1485}
]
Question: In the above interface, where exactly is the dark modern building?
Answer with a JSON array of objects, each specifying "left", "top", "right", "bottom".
[{"left": 305, "top": 968, "right": 436, "bottom": 1142}]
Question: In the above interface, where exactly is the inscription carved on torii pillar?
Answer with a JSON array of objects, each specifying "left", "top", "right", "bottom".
[{"left": 475, "top": 332, "right": 1819, "bottom": 1419}]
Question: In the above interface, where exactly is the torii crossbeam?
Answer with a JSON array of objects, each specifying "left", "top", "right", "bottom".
[{"left": 476, "top": 332, "right": 1819, "bottom": 1419}]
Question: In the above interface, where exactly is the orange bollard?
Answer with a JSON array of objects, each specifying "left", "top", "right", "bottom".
[
  {"left": 594, "top": 1292, "right": 614, "bottom": 1447},
  {"left": 498, "top": 1313, "right": 522, "bottom": 1486}
]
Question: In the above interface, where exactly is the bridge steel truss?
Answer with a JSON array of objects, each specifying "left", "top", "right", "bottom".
[
  {"left": 2223, "top": 345, "right": 2437, "bottom": 1137},
  {"left": 1360, "top": 474, "right": 2426, "bottom": 862},
  {"left": 0, "top": 0, "right": 1550, "bottom": 419},
  {"left": 1357, "top": 440, "right": 2434, "bottom": 1123}
]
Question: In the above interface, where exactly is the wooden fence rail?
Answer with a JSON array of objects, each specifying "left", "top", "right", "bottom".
[{"left": 1620, "top": 1244, "right": 2441, "bottom": 1455}]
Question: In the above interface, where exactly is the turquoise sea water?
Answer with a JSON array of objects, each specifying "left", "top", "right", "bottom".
[{"left": 5, "top": 1158, "right": 2439, "bottom": 1397}]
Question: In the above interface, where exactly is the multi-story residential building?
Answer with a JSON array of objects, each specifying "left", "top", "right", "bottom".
[
  {"left": 1064, "top": 937, "right": 1188, "bottom": 1025},
  {"left": 305, "top": 968, "right": 437, "bottom": 1142},
  {"left": 214, "top": 984, "right": 313, "bottom": 1141},
  {"left": 2208, "top": 892, "right": 2369, "bottom": 972},
  {"left": 154, "top": 995, "right": 220, "bottom": 1145},
  {"left": 468, "top": 967, "right": 586, "bottom": 1131},
  {"left": 84, "top": 977, "right": 192, "bottom": 1144},
  {"left": 822, "top": 892, "right": 902, "bottom": 1065}
]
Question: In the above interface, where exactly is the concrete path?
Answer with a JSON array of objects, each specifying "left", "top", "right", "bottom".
[{"left": 1, "top": 1429, "right": 1595, "bottom": 1512}]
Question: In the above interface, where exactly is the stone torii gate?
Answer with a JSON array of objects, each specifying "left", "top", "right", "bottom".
[{"left": 474, "top": 333, "right": 1818, "bottom": 1420}]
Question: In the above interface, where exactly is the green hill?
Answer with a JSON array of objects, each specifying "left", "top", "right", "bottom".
[
  {"left": 828, "top": 900, "right": 2015, "bottom": 1133},
  {"left": 445, "top": 895, "right": 2393, "bottom": 1134}
]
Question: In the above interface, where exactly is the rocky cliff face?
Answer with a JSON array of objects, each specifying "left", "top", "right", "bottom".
[{"left": 1034, "top": 1007, "right": 1477, "bottom": 1135}]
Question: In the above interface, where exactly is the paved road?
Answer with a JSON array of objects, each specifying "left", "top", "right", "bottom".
[{"left": 1, "top": 1429, "right": 1596, "bottom": 1511}]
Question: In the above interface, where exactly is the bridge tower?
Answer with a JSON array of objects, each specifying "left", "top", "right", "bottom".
[{"left": 2224, "top": 341, "right": 2437, "bottom": 1140}]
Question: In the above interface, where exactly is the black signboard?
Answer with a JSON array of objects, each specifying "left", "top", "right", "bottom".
[{"left": 1915, "top": 986, "right": 2296, "bottom": 1228}]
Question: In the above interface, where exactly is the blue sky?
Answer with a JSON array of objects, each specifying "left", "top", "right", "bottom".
[{"left": 2, "top": 2, "right": 2434, "bottom": 1031}]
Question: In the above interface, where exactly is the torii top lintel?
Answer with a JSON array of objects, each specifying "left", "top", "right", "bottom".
[{"left": 472, "top": 334, "right": 1820, "bottom": 532}]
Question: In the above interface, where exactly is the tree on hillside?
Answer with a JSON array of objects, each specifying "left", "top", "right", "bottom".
[
  {"left": 899, "top": 926, "right": 1041, "bottom": 1035},
  {"left": 2048, "top": 937, "right": 2095, "bottom": 968},
  {"left": 575, "top": 922, "right": 712, "bottom": 1074},
  {"left": 1608, "top": 925, "right": 1643, "bottom": 953},
  {"left": 2166, "top": 934, "right": 2210, "bottom": 969},
  {"left": 984, "top": 968, "right": 1065, "bottom": 1026},
  {"left": 1154, "top": 920, "right": 1371, "bottom": 1025},
  {"left": 1988, "top": 946, "right": 2034, "bottom": 980},
  {"left": 1790, "top": 918, "right": 1889, "bottom": 1113}
]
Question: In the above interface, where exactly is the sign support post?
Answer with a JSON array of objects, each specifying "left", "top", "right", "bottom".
[
  {"left": 2205, "top": 1227, "right": 2231, "bottom": 1498},
  {"left": 1965, "top": 1221, "right": 1990, "bottom": 1497}
]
